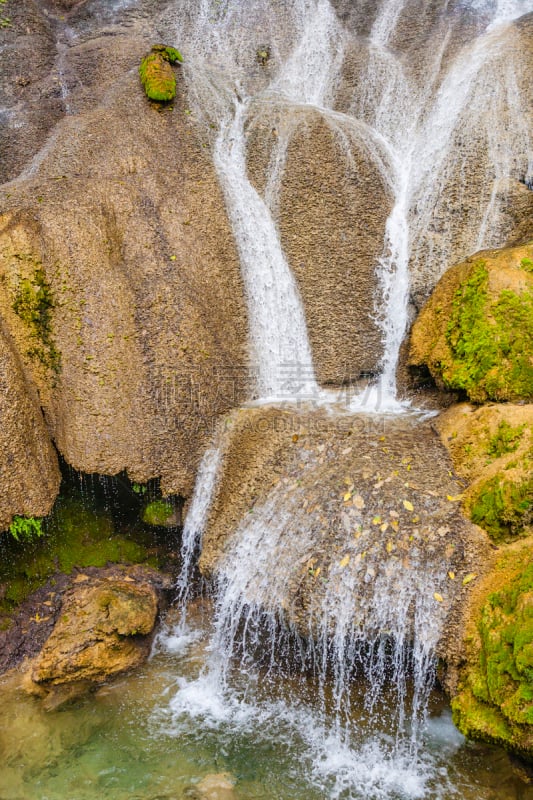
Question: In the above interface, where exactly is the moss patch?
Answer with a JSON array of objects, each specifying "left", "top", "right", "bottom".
[
  {"left": 0, "top": 498, "right": 153, "bottom": 616},
  {"left": 409, "top": 243, "right": 533, "bottom": 403},
  {"left": 11, "top": 261, "right": 61, "bottom": 378},
  {"left": 452, "top": 543, "right": 533, "bottom": 759},
  {"left": 469, "top": 469, "right": 533, "bottom": 543},
  {"left": 141, "top": 500, "right": 176, "bottom": 527},
  {"left": 436, "top": 404, "right": 533, "bottom": 543},
  {"left": 139, "top": 45, "right": 183, "bottom": 102}
]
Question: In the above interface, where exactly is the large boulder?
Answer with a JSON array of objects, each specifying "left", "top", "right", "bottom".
[
  {"left": 451, "top": 540, "right": 533, "bottom": 760},
  {"left": 24, "top": 566, "right": 169, "bottom": 709},
  {"left": 408, "top": 243, "right": 533, "bottom": 403}
]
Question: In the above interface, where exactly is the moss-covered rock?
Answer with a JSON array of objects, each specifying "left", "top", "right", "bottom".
[
  {"left": 436, "top": 403, "right": 533, "bottom": 543},
  {"left": 141, "top": 499, "right": 179, "bottom": 527},
  {"left": 139, "top": 45, "right": 183, "bottom": 102},
  {"left": 409, "top": 243, "right": 533, "bottom": 403},
  {"left": 0, "top": 498, "right": 153, "bottom": 618},
  {"left": 452, "top": 541, "right": 533, "bottom": 759}
]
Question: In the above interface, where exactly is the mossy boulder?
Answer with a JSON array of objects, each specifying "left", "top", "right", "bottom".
[
  {"left": 141, "top": 499, "right": 180, "bottom": 528},
  {"left": 436, "top": 404, "right": 533, "bottom": 543},
  {"left": 452, "top": 541, "right": 533, "bottom": 759},
  {"left": 409, "top": 243, "right": 533, "bottom": 403},
  {"left": 139, "top": 44, "right": 183, "bottom": 102}
]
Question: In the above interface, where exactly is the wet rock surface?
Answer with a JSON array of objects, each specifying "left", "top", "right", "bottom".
[
  {"left": 198, "top": 406, "right": 491, "bottom": 661},
  {"left": 19, "top": 565, "right": 171, "bottom": 708}
]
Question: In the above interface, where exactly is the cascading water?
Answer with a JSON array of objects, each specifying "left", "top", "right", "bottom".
[
  {"left": 153, "top": 1, "right": 533, "bottom": 797},
  {"left": 167, "top": 0, "right": 531, "bottom": 410}
]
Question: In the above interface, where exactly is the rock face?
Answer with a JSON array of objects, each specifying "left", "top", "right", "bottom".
[
  {"left": 408, "top": 243, "right": 533, "bottom": 403},
  {"left": 0, "top": 5, "right": 250, "bottom": 527},
  {"left": 197, "top": 405, "right": 490, "bottom": 659},
  {"left": 450, "top": 540, "right": 533, "bottom": 759},
  {"left": 25, "top": 566, "right": 167, "bottom": 708},
  {"left": 436, "top": 403, "right": 533, "bottom": 544},
  {"left": 247, "top": 106, "right": 390, "bottom": 384}
]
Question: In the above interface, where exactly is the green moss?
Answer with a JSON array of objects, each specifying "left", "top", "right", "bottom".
[
  {"left": 453, "top": 559, "right": 533, "bottom": 757},
  {"left": 141, "top": 500, "right": 174, "bottom": 527},
  {"left": 139, "top": 52, "right": 176, "bottom": 102},
  {"left": 486, "top": 420, "right": 525, "bottom": 461},
  {"left": 151, "top": 44, "right": 184, "bottom": 64},
  {"left": 521, "top": 258, "right": 533, "bottom": 274},
  {"left": 443, "top": 261, "right": 533, "bottom": 402},
  {"left": 8, "top": 516, "right": 44, "bottom": 541},
  {"left": 12, "top": 264, "right": 61, "bottom": 378},
  {"left": 470, "top": 473, "right": 533, "bottom": 542},
  {"left": 0, "top": 499, "right": 154, "bottom": 615}
]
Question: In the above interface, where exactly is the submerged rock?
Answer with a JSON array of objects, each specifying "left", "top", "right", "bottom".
[
  {"left": 23, "top": 566, "right": 169, "bottom": 709},
  {"left": 409, "top": 243, "right": 533, "bottom": 403},
  {"left": 185, "top": 773, "right": 237, "bottom": 800},
  {"left": 451, "top": 539, "right": 533, "bottom": 760}
]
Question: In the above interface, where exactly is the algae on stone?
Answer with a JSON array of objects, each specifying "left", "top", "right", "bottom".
[
  {"left": 11, "top": 262, "right": 61, "bottom": 378},
  {"left": 141, "top": 499, "right": 179, "bottom": 527},
  {"left": 436, "top": 404, "right": 533, "bottom": 543},
  {"left": 409, "top": 243, "right": 533, "bottom": 403},
  {"left": 452, "top": 542, "right": 533, "bottom": 759},
  {"left": 139, "top": 45, "right": 183, "bottom": 102}
]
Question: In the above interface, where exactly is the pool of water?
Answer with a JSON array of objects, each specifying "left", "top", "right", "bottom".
[{"left": 1, "top": 603, "right": 532, "bottom": 800}]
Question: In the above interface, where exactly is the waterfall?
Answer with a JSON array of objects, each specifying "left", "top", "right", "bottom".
[
  {"left": 156, "top": 1, "right": 532, "bottom": 795},
  {"left": 168, "top": 0, "right": 531, "bottom": 410}
]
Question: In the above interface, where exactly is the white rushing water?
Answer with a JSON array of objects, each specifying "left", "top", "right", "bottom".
[
  {"left": 155, "top": 1, "right": 533, "bottom": 796},
  {"left": 170, "top": 0, "right": 531, "bottom": 410}
]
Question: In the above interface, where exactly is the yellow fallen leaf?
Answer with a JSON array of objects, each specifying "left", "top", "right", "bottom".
[
  {"left": 433, "top": 593, "right": 443, "bottom": 603},
  {"left": 339, "top": 554, "right": 350, "bottom": 568},
  {"left": 343, "top": 492, "right": 352, "bottom": 502},
  {"left": 372, "top": 515, "right": 382, "bottom": 525},
  {"left": 403, "top": 500, "right": 414, "bottom": 512},
  {"left": 386, "top": 541, "right": 394, "bottom": 554},
  {"left": 380, "top": 522, "right": 389, "bottom": 533},
  {"left": 463, "top": 573, "right": 477, "bottom": 586},
  {"left": 379, "top": 436, "right": 385, "bottom": 442},
  {"left": 391, "top": 519, "right": 399, "bottom": 531},
  {"left": 170, "top": 255, "right": 177, "bottom": 261},
  {"left": 353, "top": 495, "right": 365, "bottom": 509},
  {"left": 411, "top": 515, "right": 420, "bottom": 524},
  {"left": 448, "top": 571, "right": 456, "bottom": 580},
  {"left": 314, "top": 567, "right": 321, "bottom": 578},
  {"left": 447, "top": 494, "right": 463, "bottom": 502}
]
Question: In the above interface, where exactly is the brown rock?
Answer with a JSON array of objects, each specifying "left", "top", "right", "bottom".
[{"left": 26, "top": 567, "right": 164, "bottom": 705}]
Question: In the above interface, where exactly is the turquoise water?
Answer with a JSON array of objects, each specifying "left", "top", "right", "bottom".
[{"left": 1, "top": 604, "right": 533, "bottom": 800}]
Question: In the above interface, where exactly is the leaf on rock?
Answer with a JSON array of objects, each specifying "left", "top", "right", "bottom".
[
  {"left": 462, "top": 573, "right": 477, "bottom": 586},
  {"left": 339, "top": 554, "right": 350, "bottom": 568},
  {"left": 433, "top": 593, "right": 444, "bottom": 603}
]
